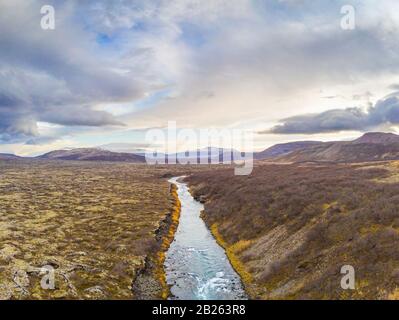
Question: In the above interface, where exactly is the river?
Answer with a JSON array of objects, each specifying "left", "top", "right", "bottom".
[{"left": 165, "top": 177, "right": 247, "bottom": 300}]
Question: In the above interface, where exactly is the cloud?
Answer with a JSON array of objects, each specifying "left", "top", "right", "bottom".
[
  {"left": 25, "top": 136, "right": 59, "bottom": 146},
  {"left": 117, "top": 0, "right": 399, "bottom": 130},
  {"left": 3, "top": 0, "right": 399, "bottom": 150},
  {"left": 265, "top": 94, "right": 399, "bottom": 134},
  {"left": 0, "top": 0, "right": 145, "bottom": 143},
  {"left": 40, "top": 105, "right": 125, "bottom": 127}
]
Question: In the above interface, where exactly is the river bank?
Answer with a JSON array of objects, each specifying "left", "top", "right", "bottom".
[
  {"left": 0, "top": 161, "right": 178, "bottom": 299},
  {"left": 164, "top": 177, "right": 247, "bottom": 300},
  {"left": 132, "top": 183, "right": 181, "bottom": 299},
  {"left": 185, "top": 163, "right": 399, "bottom": 299}
]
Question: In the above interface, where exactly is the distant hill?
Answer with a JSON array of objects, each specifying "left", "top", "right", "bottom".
[
  {"left": 37, "top": 148, "right": 146, "bottom": 163},
  {"left": 99, "top": 145, "right": 242, "bottom": 164},
  {"left": 5, "top": 132, "right": 399, "bottom": 164},
  {"left": 0, "top": 153, "right": 21, "bottom": 160},
  {"left": 352, "top": 132, "right": 399, "bottom": 144},
  {"left": 254, "top": 141, "right": 322, "bottom": 160},
  {"left": 143, "top": 147, "right": 243, "bottom": 164},
  {"left": 173, "top": 147, "right": 242, "bottom": 164},
  {"left": 98, "top": 143, "right": 149, "bottom": 154},
  {"left": 276, "top": 132, "right": 399, "bottom": 163}
]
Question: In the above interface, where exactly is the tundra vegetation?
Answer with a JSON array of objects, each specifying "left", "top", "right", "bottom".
[
  {"left": 1, "top": 158, "right": 399, "bottom": 300},
  {"left": 0, "top": 159, "right": 198, "bottom": 299},
  {"left": 186, "top": 161, "right": 399, "bottom": 299}
]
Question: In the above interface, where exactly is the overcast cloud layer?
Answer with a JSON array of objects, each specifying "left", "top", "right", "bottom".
[
  {"left": 267, "top": 95, "right": 399, "bottom": 134},
  {"left": 2, "top": 0, "right": 399, "bottom": 154}
]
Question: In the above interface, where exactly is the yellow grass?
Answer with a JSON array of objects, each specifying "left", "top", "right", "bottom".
[
  {"left": 210, "top": 223, "right": 253, "bottom": 285},
  {"left": 153, "top": 184, "right": 181, "bottom": 299}
]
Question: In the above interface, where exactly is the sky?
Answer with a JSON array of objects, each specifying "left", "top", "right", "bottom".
[{"left": 2, "top": 0, "right": 399, "bottom": 156}]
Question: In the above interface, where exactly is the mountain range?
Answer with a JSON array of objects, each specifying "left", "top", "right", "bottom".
[
  {"left": 0, "top": 153, "right": 22, "bottom": 160},
  {"left": 3, "top": 132, "right": 399, "bottom": 164},
  {"left": 253, "top": 141, "right": 321, "bottom": 160},
  {"left": 37, "top": 148, "right": 146, "bottom": 163},
  {"left": 273, "top": 132, "right": 399, "bottom": 163}
]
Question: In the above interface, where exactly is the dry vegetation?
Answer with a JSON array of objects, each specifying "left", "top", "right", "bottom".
[
  {"left": 3, "top": 156, "right": 397, "bottom": 300},
  {"left": 187, "top": 161, "right": 399, "bottom": 299},
  {"left": 0, "top": 159, "right": 196, "bottom": 299}
]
